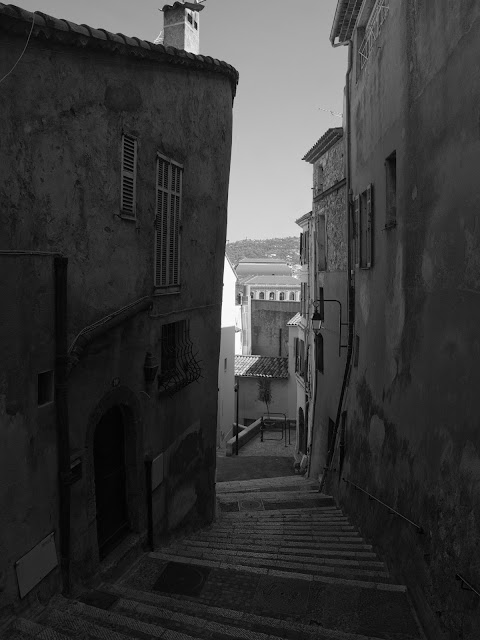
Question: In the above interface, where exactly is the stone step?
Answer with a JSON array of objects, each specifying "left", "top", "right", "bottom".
[
  {"left": 148, "top": 552, "right": 397, "bottom": 588},
  {"left": 169, "top": 538, "right": 378, "bottom": 558},
  {"left": 11, "top": 617, "right": 72, "bottom": 640},
  {"left": 167, "top": 543, "right": 386, "bottom": 568},
  {"left": 209, "top": 516, "right": 353, "bottom": 526},
  {"left": 206, "top": 523, "right": 357, "bottom": 533},
  {"left": 181, "top": 537, "right": 374, "bottom": 552},
  {"left": 220, "top": 507, "right": 343, "bottom": 518},
  {"left": 216, "top": 476, "right": 319, "bottom": 492},
  {"left": 100, "top": 582, "right": 380, "bottom": 640},
  {"left": 192, "top": 533, "right": 367, "bottom": 545},
  {"left": 159, "top": 547, "right": 390, "bottom": 581}
]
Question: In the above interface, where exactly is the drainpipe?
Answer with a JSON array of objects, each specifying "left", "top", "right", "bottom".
[
  {"left": 319, "top": 41, "right": 354, "bottom": 494},
  {"left": 54, "top": 256, "right": 72, "bottom": 595}
]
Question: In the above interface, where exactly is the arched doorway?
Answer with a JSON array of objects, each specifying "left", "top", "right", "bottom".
[{"left": 94, "top": 406, "right": 129, "bottom": 559}]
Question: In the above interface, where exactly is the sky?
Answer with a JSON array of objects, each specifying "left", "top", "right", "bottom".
[{"left": 14, "top": 0, "right": 348, "bottom": 241}]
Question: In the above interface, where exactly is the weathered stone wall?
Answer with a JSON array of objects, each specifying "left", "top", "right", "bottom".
[
  {"left": 0, "top": 22, "right": 235, "bottom": 616},
  {"left": 329, "top": 1, "right": 480, "bottom": 636}
]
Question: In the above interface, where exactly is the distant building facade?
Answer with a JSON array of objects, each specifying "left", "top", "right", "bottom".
[
  {"left": 0, "top": 3, "right": 237, "bottom": 617},
  {"left": 244, "top": 275, "right": 301, "bottom": 302}
]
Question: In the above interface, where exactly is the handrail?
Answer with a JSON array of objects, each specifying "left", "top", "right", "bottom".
[
  {"left": 456, "top": 574, "right": 480, "bottom": 598},
  {"left": 343, "top": 478, "right": 424, "bottom": 534}
]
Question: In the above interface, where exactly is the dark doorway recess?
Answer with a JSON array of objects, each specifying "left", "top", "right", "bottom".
[{"left": 94, "top": 406, "right": 129, "bottom": 559}]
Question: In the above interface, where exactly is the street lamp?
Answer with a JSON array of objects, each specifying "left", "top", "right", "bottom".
[
  {"left": 310, "top": 298, "right": 348, "bottom": 357},
  {"left": 311, "top": 307, "right": 323, "bottom": 335}
]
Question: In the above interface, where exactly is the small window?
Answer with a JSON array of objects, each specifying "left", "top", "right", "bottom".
[
  {"left": 259, "top": 291, "right": 265, "bottom": 300},
  {"left": 38, "top": 370, "right": 54, "bottom": 406},
  {"left": 187, "top": 12, "right": 193, "bottom": 24},
  {"left": 289, "top": 292, "right": 295, "bottom": 301},
  {"left": 355, "top": 184, "right": 374, "bottom": 269},
  {"left": 155, "top": 154, "right": 183, "bottom": 288},
  {"left": 158, "top": 320, "right": 201, "bottom": 394},
  {"left": 315, "top": 334, "right": 324, "bottom": 373},
  {"left": 250, "top": 291, "right": 254, "bottom": 299},
  {"left": 224, "top": 358, "right": 227, "bottom": 372},
  {"left": 385, "top": 151, "right": 397, "bottom": 227},
  {"left": 317, "top": 214, "right": 326, "bottom": 271},
  {"left": 269, "top": 292, "right": 275, "bottom": 300},
  {"left": 279, "top": 292, "right": 285, "bottom": 301},
  {"left": 315, "top": 164, "right": 324, "bottom": 196},
  {"left": 194, "top": 20, "right": 198, "bottom": 30},
  {"left": 121, "top": 133, "right": 137, "bottom": 218}
]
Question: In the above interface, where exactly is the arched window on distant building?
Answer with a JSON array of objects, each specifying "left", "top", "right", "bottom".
[
  {"left": 279, "top": 292, "right": 285, "bottom": 301},
  {"left": 259, "top": 291, "right": 265, "bottom": 300},
  {"left": 269, "top": 291, "right": 275, "bottom": 300},
  {"left": 289, "top": 291, "right": 295, "bottom": 301},
  {"left": 250, "top": 290, "right": 254, "bottom": 298}
]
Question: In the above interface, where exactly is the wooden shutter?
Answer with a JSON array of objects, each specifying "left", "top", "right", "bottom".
[
  {"left": 366, "top": 184, "right": 374, "bottom": 268},
  {"left": 354, "top": 195, "right": 360, "bottom": 269},
  {"left": 121, "top": 134, "right": 137, "bottom": 216},
  {"left": 299, "top": 233, "right": 304, "bottom": 264},
  {"left": 155, "top": 155, "right": 183, "bottom": 287}
]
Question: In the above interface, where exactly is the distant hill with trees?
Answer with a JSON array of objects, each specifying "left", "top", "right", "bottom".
[{"left": 226, "top": 237, "right": 300, "bottom": 267}]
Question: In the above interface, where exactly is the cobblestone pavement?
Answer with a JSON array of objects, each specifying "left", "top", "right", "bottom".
[{"left": 8, "top": 477, "right": 426, "bottom": 640}]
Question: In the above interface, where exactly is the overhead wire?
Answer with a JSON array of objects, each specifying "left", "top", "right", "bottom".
[{"left": 0, "top": 11, "right": 36, "bottom": 86}]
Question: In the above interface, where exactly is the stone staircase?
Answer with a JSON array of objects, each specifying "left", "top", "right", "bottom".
[{"left": 6, "top": 476, "right": 426, "bottom": 640}]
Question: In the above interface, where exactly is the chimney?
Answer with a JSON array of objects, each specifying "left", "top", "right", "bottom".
[{"left": 161, "top": 1, "right": 205, "bottom": 54}]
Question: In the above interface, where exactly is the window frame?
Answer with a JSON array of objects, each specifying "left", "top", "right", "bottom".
[
  {"left": 120, "top": 133, "right": 138, "bottom": 219},
  {"left": 154, "top": 153, "right": 183, "bottom": 290},
  {"left": 354, "top": 183, "right": 374, "bottom": 269}
]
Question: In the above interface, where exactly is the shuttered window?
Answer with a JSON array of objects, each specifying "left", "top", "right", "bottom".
[
  {"left": 354, "top": 184, "right": 374, "bottom": 269},
  {"left": 155, "top": 154, "right": 183, "bottom": 288},
  {"left": 121, "top": 134, "right": 137, "bottom": 217}
]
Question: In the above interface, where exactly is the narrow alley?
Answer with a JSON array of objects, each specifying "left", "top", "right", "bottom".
[{"left": 8, "top": 474, "right": 425, "bottom": 640}]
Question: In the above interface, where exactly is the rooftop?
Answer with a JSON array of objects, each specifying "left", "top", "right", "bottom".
[
  {"left": 0, "top": 4, "right": 238, "bottom": 95},
  {"left": 302, "top": 128, "right": 344, "bottom": 164},
  {"left": 244, "top": 275, "right": 300, "bottom": 286},
  {"left": 330, "top": 0, "right": 363, "bottom": 46},
  {"left": 287, "top": 312, "right": 302, "bottom": 326},
  {"left": 237, "top": 258, "right": 288, "bottom": 265},
  {"left": 235, "top": 355, "right": 289, "bottom": 379}
]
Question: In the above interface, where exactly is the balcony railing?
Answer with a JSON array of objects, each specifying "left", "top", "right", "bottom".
[{"left": 359, "top": 0, "right": 389, "bottom": 70}]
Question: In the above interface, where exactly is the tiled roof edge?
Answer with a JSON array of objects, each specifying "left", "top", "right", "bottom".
[
  {"left": 302, "top": 128, "right": 343, "bottom": 164},
  {"left": 0, "top": 4, "right": 239, "bottom": 96}
]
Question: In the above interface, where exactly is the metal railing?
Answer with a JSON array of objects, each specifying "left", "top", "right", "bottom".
[
  {"left": 343, "top": 478, "right": 424, "bottom": 533},
  {"left": 359, "top": 0, "right": 389, "bottom": 69},
  {"left": 260, "top": 413, "right": 291, "bottom": 447}
]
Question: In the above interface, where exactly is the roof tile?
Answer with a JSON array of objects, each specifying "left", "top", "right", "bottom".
[
  {"left": 287, "top": 313, "right": 302, "bottom": 326},
  {"left": 235, "top": 355, "right": 289, "bottom": 379},
  {"left": 0, "top": 3, "right": 238, "bottom": 95}
]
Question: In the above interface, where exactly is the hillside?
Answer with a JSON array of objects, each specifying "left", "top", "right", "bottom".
[{"left": 225, "top": 236, "right": 300, "bottom": 267}]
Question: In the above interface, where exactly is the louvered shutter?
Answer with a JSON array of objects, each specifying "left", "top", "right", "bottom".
[
  {"left": 299, "top": 233, "right": 304, "bottom": 264},
  {"left": 354, "top": 195, "right": 360, "bottom": 269},
  {"left": 121, "top": 134, "right": 137, "bottom": 216},
  {"left": 155, "top": 156, "right": 183, "bottom": 287},
  {"left": 366, "top": 184, "right": 374, "bottom": 268}
]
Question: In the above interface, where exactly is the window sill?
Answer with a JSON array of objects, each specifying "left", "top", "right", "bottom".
[
  {"left": 154, "top": 286, "right": 181, "bottom": 296},
  {"left": 117, "top": 213, "right": 137, "bottom": 222}
]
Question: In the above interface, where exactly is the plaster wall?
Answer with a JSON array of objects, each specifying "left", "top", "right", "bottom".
[
  {"left": 330, "top": 2, "right": 480, "bottom": 636},
  {"left": 0, "top": 257, "right": 60, "bottom": 616},
  {"left": 251, "top": 300, "right": 300, "bottom": 358},
  {"left": 237, "top": 377, "right": 291, "bottom": 425},
  {"left": 217, "top": 326, "right": 235, "bottom": 446},
  {"left": 0, "top": 27, "right": 234, "bottom": 615}
]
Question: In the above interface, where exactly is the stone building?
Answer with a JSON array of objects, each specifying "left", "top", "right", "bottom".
[
  {"left": 294, "top": 128, "right": 347, "bottom": 478},
  {"left": 244, "top": 275, "right": 301, "bottom": 302},
  {"left": 313, "top": 1, "right": 480, "bottom": 636},
  {"left": 0, "top": 2, "right": 237, "bottom": 619}
]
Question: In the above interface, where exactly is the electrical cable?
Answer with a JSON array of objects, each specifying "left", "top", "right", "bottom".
[{"left": 0, "top": 11, "right": 36, "bottom": 86}]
